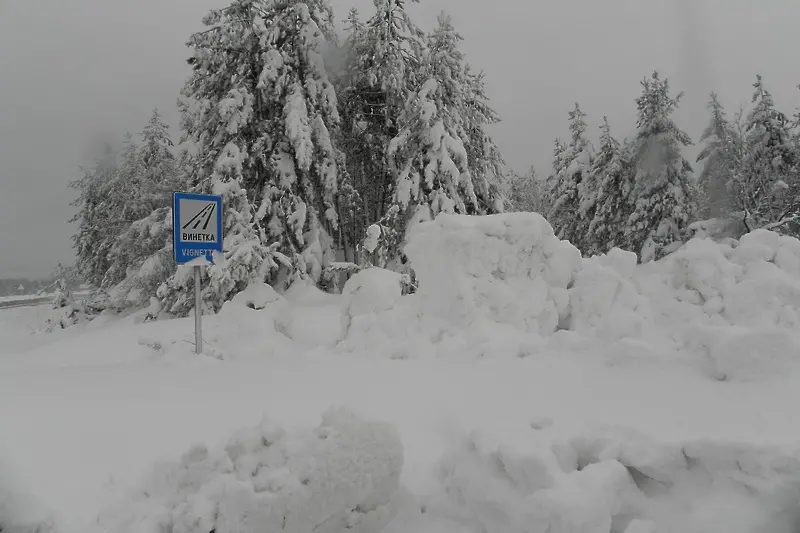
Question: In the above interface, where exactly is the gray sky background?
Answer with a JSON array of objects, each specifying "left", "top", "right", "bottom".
[{"left": 1, "top": 0, "right": 799, "bottom": 278}]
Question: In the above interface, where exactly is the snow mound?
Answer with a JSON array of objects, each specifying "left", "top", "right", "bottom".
[
  {"left": 95, "top": 407, "right": 404, "bottom": 533},
  {"left": 567, "top": 248, "right": 652, "bottom": 341},
  {"left": 228, "top": 282, "right": 285, "bottom": 311},
  {"left": 430, "top": 428, "right": 800, "bottom": 533},
  {"left": 203, "top": 282, "right": 294, "bottom": 358},
  {"left": 652, "top": 230, "right": 800, "bottom": 330},
  {"left": 338, "top": 213, "right": 581, "bottom": 358},
  {"left": 404, "top": 213, "right": 582, "bottom": 336},
  {"left": 339, "top": 217, "right": 800, "bottom": 367},
  {"left": 340, "top": 267, "right": 404, "bottom": 340}
]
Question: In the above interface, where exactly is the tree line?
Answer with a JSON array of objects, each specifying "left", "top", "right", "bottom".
[
  {"left": 70, "top": 0, "right": 800, "bottom": 317},
  {"left": 511, "top": 74, "right": 800, "bottom": 261}
]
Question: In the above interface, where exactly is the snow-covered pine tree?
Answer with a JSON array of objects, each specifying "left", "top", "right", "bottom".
[
  {"left": 138, "top": 109, "right": 183, "bottom": 206},
  {"left": 543, "top": 138, "right": 568, "bottom": 212},
  {"left": 335, "top": 0, "right": 425, "bottom": 227},
  {"left": 696, "top": 92, "right": 741, "bottom": 220},
  {"left": 387, "top": 12, "right": 503, "bottom": 236},
  {"left": 585, "top": 117, "right": 632, "bottom": 255},
  {"left": 100, "top": 132, "right": 143, "bottom": 289},
  {"left": 547, "top": 103, "right": 594, "bottom": 250},
  {"left": 255, "top": 0, "right": 343, "bottom": 285},
  {"left": 69, "top": 143, "right": 118, "bottom": 288},
  {"left": 172, "top": 0, "right": 345, "bottom": 311},
  {"left": 104, "top": 111, "right": 185, "bottom": 309},
  {"left": 427, "top": 13, "right": 505, "bottom": 214},
  {"left": 738, "top": 75, "right": 800, "bottom": 235},
  {"left": 625, "top": 71, "right": 695, "bottom": 261}
]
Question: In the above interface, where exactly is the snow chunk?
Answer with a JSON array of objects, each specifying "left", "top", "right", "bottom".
[
  {"left": 363, "top": 224, "right": 381, "bottom": 254},
  {"left": 228, "top": 282, "right": 284, "bottom": 311},
  {"left": 95, "top": 408, "right": 404, "bottom": 533}
]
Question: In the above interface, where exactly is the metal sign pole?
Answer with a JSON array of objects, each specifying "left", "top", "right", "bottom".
[
  {"left": 173, "top": 191, "right": 222, "bottom": 356},
  {"left": 194, "top": 265, "right": 202, "bottom": 354}
]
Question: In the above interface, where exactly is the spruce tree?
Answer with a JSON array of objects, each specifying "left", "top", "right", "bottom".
[
  {"left": 625, "top": 71, "right": 695, "bottom": 261},
  {"left": 739, "top": 75, "right": 800, "bottom": 234},
  {"left": 428, "top": 13, "right": 505, "bottom": 215},
  {"left": 548, "top": 103, "right": 593, "bottom": 249},
  {"left": 696, "top": 92, "right": 741, "bottom": 219},
  {"left": 585, "top": 117, "right": 632, "bottom": 255},
  {"left": 105, "top": 112, "right": 184, "bottom": 308},
  {"left": 544, "top": 138, "right": 568, "bottom": 212},
  {"left": 336, "top": 0, "right": 425, "bottom": 226},
  {"left": 386, "top": 13, "right": 504, "bottom": 231},
  {"left": 70, "top": 143, "right": 118, "bottom": 288},
  {"left": 174, "top": 0, "right": 345, "bottom": 306}
]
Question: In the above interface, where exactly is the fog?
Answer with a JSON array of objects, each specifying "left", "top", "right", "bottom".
[{"left": 1, "top": 0, "right": 798, "bottom": 277}]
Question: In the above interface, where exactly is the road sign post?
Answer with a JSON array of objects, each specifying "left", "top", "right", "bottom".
[
  {"left": 194, "top": 265, "right": 202, "bottom": 354},
  {"left": 173, "top": 192, "right": 224, "bottom": 355}
]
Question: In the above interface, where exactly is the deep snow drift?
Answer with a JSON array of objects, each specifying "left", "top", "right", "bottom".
[
  {"left": 4, "top": 212, "right": 800, "bottom": 533},
  {"left": 94, "top": 407, "right": 404, "bottom": 533}
]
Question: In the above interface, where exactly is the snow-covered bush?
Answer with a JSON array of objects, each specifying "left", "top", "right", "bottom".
[
  {"left": 44, "top": 279, "right": 92, "bottom": 331},
  {"left": 94, "top": 408, "right": 404, "bottom": 533}
]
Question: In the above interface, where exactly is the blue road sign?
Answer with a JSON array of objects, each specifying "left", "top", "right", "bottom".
[{"left": 173, "top": 192, "right": 223, "bottom": 265}]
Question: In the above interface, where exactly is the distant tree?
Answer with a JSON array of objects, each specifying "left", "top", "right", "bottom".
[
  {"left": 508, "top": 166, "right": 545, "bottom": 214},
  {"left": 543, "top": 138, "right": 568, "bottom": 214},
  {"left": 547, "top": 103, "right": 594, "bottom": 251},
  {"left": 70, "top": 143, "right": 118, "bottom": 287},
  {"left": 738, "top": 75, "right": 800, "bottom": 235},
  {"left": 625, "top": 71, "right": 695, "bottom": 261},
  {"left": 74, "top": 110, "right": 184, "bottom": 309},
  {"left": 696, "top": 92, "right": 741, "bottom": 219},
  {"left": 585, "top": 117, "right": 632, "bottom": 255}
]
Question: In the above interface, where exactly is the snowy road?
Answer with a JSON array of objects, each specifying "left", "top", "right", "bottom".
[
  {"left": 4, "top": 326, "right": 800, "bottom": 532},
  {"left": 0, "top": 296, "right": 52, "bottom": 310}
]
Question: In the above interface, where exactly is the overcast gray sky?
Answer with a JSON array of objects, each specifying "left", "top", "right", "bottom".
[{"left": 1, "top": 0, "right": 798, "bottom": 278}]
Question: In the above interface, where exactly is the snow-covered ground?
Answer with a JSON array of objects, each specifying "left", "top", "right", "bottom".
[{"left": 4, "top": 213, "right": 800, "bottom": 533}]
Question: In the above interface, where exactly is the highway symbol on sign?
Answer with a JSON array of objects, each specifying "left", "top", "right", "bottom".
[{"left": 173, "top": 192, "right": 223, "bottom": 265}]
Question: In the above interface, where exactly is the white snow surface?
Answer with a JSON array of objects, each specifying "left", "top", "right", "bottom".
[{"left": 4, "top": 214, "right": 800, "bottom": 532}]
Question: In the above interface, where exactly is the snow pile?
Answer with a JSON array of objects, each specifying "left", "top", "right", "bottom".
[
  {"left": 405, "top": 213, "right": 582, "bottom": 335},
  {"left": 340, "top": 213, "right": 583, "bottom": 357},
  {"left": 566, "top": 247, "right": 654, "bottom": 342},
  {"left": 95, "top": 408, "right": 404, "bottom": 533},
  {"left": 642, "top": 229, "right": 800, "bottom": 330},
  {"left": 428, "top": 428, "right": 800, "bottom": 533},
  {"left": 340, "top": 267, "right": 404, "bottom": 339},
  {"left": 339, "top": 215, "right": 800, "bottom": 368},
  {"left": 627, "top": 230, "right": 800, "bottom": 380}
]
